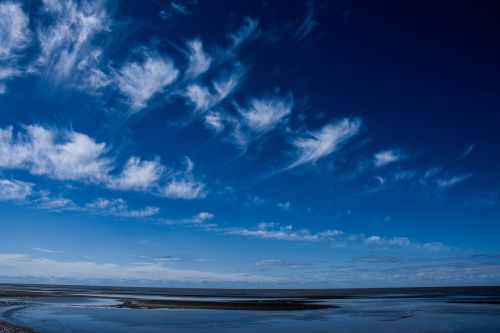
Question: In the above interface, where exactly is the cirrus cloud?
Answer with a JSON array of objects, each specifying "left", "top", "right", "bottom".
[
  {"left": 116, "top": 52, "right": 179, "bottom": 110},
  {"left": 0, "top": 125, "right": 207, "bottom": 200},
  {"left": 0, "top": 1, "right": 31, "bottom": 93},
  {"left": 287, "top": 118, "right": 362, "bottom": 169},
  {"left": 0, "top": 179, "right": 33, "bottom": 201}
]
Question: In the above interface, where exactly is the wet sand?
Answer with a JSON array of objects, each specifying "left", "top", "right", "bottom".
[{"left": 116, "top": 298, "right": 336, "bottom": 310}]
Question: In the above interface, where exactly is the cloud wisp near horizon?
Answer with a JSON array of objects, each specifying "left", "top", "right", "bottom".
[{"left": 0, "top": 0, "right": 498, "bottom": 287}]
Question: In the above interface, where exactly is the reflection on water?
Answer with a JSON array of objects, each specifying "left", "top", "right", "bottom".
[{"left": 1, "top": 295, "right": 500, "bottom": 333}]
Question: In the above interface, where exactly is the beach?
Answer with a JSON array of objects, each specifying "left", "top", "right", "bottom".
[{"left": 1, "top": 284, "right": 500, "bottom": 332}]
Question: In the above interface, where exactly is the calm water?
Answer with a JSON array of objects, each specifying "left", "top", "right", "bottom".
[{"left": 1, "top": 295, "right": 500, "bottom": 332}]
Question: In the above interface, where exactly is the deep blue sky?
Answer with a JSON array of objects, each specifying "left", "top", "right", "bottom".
[{"left": 0, "top": 0, "right": 499, "bottom": 287}]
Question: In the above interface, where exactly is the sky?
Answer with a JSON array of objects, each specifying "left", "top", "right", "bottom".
[{"left": 0, "top": 0, "right": 499, "bottom": 288}]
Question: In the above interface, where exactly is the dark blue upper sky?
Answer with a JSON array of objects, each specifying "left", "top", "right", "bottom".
[{"left": 0, "top": 0, "right": 499, "bottom": 287}]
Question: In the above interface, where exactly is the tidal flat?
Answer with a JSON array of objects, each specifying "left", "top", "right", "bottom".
[{"left": 1, "top": 284, "right": 500, "bottom": 332}]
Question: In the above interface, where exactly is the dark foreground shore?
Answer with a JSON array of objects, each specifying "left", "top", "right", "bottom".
[{"left": 0, "top": 320, "right": 38, "bottom": 333}]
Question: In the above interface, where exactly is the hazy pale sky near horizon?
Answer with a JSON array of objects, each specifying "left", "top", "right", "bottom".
[{"left": 0, "top": 0, "right": 499, "bottom": 288}]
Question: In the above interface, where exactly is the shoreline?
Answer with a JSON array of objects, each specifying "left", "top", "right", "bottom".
[{"left": 1, "top": 283, "right": 499, "bottom": 298}]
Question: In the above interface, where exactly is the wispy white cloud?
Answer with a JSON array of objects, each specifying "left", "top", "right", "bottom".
[
  {"left": 416, "top": 242, "right": 450, "bottom": 251},
  {"left": 0, "top": 184, "right": 77, "bottom": 212},
  {"left": 79, "top": 50, "right": 113, "bottom": 90},
  {"left": 108, "top": 157, "right": 164, "bottom": 191},
  {"left": 0, "top": 125, "right": 206, "bottom": 200},
  {"left": 162, "top": 178, "right": 206, "bottom": 200},
  {"left": 419, "top": 167, "right": 441, "bottom": 185},
  {"left": 419, "top": 167, "right": 473, "bottom": 191},
  {"left": 436, "top": 173, "right": 473, "bottom": 190},
  {"left": 229, "top": 17, "right": 259, "bottom": 47},
  {"left": 0, "top": 1, "right": 31, "bottom": 93},
  {"left": 34, "top": 0, "right": 110, "bottom": 83},
  {"left": 277, "top": 201, "right": 291, "bottom": 210},
  {"left": 189, "top": 211, "right": 214, "bottom": 224},
  {"left": 227, "top": 222, "right": 342, "bottom": 242},
  {"left": 204, "top": 111, "right": 225, "bottom": 132},
  {"left": 161, "top": 157, "right": 206, "bottom": 199},
  {"left": 170, "top": 1, "right": 190, "bottom": 15},
  {"left": 253, "top": 258, "right": 312, "bottom": 269},
  {"left": 0, "top": 253, "right": 275, "bottom": 283},
  {"left": 180, "top": 17, "right": 254, "bottom": 116},
  {"left": 146, "top": 255, "right": 214, "bottom": 264},
  {"left": 222, "top": 94, "right": 293, "bottom": 148},
  {"left": 0, "top": 125, "right": 111, "bottom": 182},
  {"left": 0, "top": 179, "right": 33, "bottom": 201},
  {"left": 364, "top": 235, "right": 410, "bottom": 247},
  {"left": 162, "top": 211, "right": 215, "bottom": 227},
  {"left": 239, "top": 95, "right": 293, "bottom": 133},
  {"left": 185, "top": 66, "right": 244, "bottom": 113},
  {"left": 185, "top": 84, "right": 212, "bottom": 111},
  {"left": 221, "top": 221, "right": 447, "bottom": 252},
  {"left": 359, "top": 170, "right": 417, "bottom": 195},
  {"left": 0, "top": 2, "right": 30, "bottom": 60},
  {"left": 213, "top": 69, "right": 242, "bottom": 100},
  {"left": 334, "top": 256, "right": 500, "bottom": 287},
  {"left": 34, "top": 190, "right": 158, "bottom": 219},
  {"left": 292, "top": 0, "right": 318, "bottom": 41},
  {"left": 288, "top": 118, "right": 362, "bottom": 169},
  {"left": 158, "top": 0, "right": 199, "bottom": 21},
  {"left": 116, "top": 51, "right": 179, "bottom": 110},
  {"left": 374, "top": 149, "right": 404, "bottom": 167},
  {"left": 31, "top": 247, "right": 63, "bottom": 254},
  {"left": 86, "top": 198, "right": 159, "bottom": 218},
  {"left": 458, "top": 144, "right": 475, "bottom": 159},
  {"left": 36, "top": 190, "right": 78, "bottom": 211},
  {"left": 357, "top": 234, "right": 449, "bottom": 251},
  {"left": 185, "top": 39, "right": 211, "bottom": 78}
]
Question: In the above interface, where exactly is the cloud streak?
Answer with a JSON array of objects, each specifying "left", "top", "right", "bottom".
[
  {"left": 0, "top": 125, "right": 111, "bottom": 182},
  {"left": 0, "top": 125, "right": 206, "bottom": 200},
  {"left": 160, "top": 157, "right": 206, "bottom": 200},
  {"left": 85, "top": 198, "right": 159, "bottom": 218},
  {"left": 229, "top": 17, "right": 259, "bottom": 48},
  {"left": 292, "top": 0, "right": 318, "bottom": 41},
  {"left": 458, "top": 144, "right": 475, "bottom": 159},
  {"left": 162, "top": 211, "right": 216, "bottom": 227},
  {"left": 227, "top": 222, "right": 342, "bottom": 242},
  {"left": 0, "top": 1, "right": 31, "bottom": 93},
  {"left": 108, "top": 157, "right": 164, "bottom": 191},
  {"left": 0, "top": 179, "right": 33, "bottom": 201},
  {"left": 0, "top": 253, "right": 275, "bottom": 284},
  {"left": 287, "top": 118, "right": 362, "bottom": 169},
  {"left": 34, "top": 0, "right": 111, "bottom": 85},
  {"left": 117, "top": 51, "right": 179, "bottom": 110},
  {"left": 374, "top": 149, "right": 404, "bottom": 167},
  {"left": 185, "top": 39, "right": 211, "bottom": 78},
  {"left": 221, "top": 222, "right": 447, "bottom": 252},
  {"left": 436, "top": 173, "right": 473, "bottom": 190}
]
